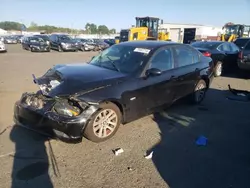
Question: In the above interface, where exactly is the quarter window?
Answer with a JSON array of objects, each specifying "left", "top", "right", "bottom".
[
  {"left": 230, "top": 43, "right": 240, "bottom": 52},
  {"left": 149, "top": 48, "right": 173, "bottom": 71},
  {"left": 174, "top": 46, "right": 194, "bottom": 67},
  {"left": 218, "top": 43, "right": 231, "bottom": 52}
]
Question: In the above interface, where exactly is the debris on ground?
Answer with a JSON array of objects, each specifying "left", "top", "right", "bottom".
[
  {"left": 0, "top": 125, "right": 14, "bottom": 136},
  {"left": 195, "top": 135, "right": 208, "bottom": 146},
  {"left": 113, "top": 148, "right": 124, "bottom": 156},
  {"left": 127, "top": 167, "right": 133, "bottom": 171},
  {"left": 144, "top": 151, "right": 154, "bottom": 159},
  {"left": 227, "top": 84, "right": 250, "bottom": 102}
]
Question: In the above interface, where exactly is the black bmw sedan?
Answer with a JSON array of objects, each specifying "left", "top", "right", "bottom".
[
  {"left": 14, "top": 41, "right": 214, "bottom": 143},
  {"left": 191, "top": 41, "right": 240, "bottom": 76},
  {"left": 22, "top": 36, "right": 50, "bottom": 52}
]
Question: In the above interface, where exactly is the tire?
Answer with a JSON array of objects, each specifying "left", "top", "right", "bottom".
[
  {"left": 83, "top": 102, "right": 121, "bottom": 143},
  {"left": 58, "top": 45, "right": 63, "bottom": 52},
  {"left": 190, "top": 79, "right": 207, "bottom": 104},
  {"left": 214, "top": 61, "right": 223, "bottom": 77}
]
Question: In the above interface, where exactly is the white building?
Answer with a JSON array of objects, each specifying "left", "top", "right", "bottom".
[
  {"left": 159, "top": 23, "right": 223, "bottom": 43},
  {"left": 0, "top": 28, "right": 7, "bottom": 35}
]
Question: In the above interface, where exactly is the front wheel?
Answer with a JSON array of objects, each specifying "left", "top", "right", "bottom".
[
  {"left": 58, "top": 45, "right": 63, "bottom": 52},
  {"left": 214, "top": 61, "right": 223, "bottom": 77},
  {"left": 83, "top": 102, "right": 121, "bottom": 142},
  {"left": 190, "top": 80, "right": 207, "bottom": 104}
]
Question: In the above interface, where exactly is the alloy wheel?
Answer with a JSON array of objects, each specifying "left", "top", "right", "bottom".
[{"left": 93, "top": 109, "right": 118, "bottom": 138}]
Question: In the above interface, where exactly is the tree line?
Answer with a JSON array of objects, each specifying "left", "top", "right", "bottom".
[{"left": 0, "top": 21, "right": 117, "bottom": 34}]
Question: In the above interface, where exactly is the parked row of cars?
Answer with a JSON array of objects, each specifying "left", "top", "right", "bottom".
[
  {"left": 0, "top": 35, "right": 23, "bottom": 44},
  {"left": 20, "top": 34, "right": 115, "bottom": 52},
  {"left": 0, "top": 34, "right": 117, "bottom": 53},
  {"left": 190, "top": 37, "right": 250, "bottom": 75}
]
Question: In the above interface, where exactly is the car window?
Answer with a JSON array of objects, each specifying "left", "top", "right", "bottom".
[
  {"left": 230, "top": 43, "right": 240, "bottom": 52},
  {"left": 218, "top": 43, "right": 231, "bottom": 52},
  {"left": 89, "top": 45, "right": 148, "bottom": 74},
  {"left": 245, "top": 42, "right": 250, "bottom": 50},
  {"left": 192, "top": 49, "right": 200, "bottom": 63},
  {"left": 49, "top": 35, "right": 55, "bottom": 41},
  {"left": 234, "top": 38, "right": 250, "bottom": 48},
  {"left": 174, "top": 46, "right": 194, "bottom": 68},
  {"left": 149, "top": 48, "right": 174, "bottom": 71}
]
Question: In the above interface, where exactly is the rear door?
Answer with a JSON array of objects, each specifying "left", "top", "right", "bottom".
[
  {"left": 217, "top": 43, "right": 235, "bottom": 67},
  {"left": 172, "top": 45, "right": 200, "bottom": 99},
  {"left": 229, "top": 43, "right": 240, "bottom": 67}
]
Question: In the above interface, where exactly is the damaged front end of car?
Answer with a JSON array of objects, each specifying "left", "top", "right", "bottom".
[{"left": 14, "top": 70, "right": 100, "bottom": 142}]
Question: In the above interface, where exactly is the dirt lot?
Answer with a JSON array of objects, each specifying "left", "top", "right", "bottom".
[{"left": 1, "top": 44, "right": 250, "bottom": 188}]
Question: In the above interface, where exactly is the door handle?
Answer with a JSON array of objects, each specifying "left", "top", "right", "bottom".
[{"left": 170, "top": 75, "right": 178, "bottom": 80}]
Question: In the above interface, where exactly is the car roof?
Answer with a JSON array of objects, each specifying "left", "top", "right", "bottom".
[
  {"left": 235, "top": 37, "right": 250, "bottom": 40},
  {"left": 194, "top": 40, "right": 224, "bottom": 44},
  {"left": 117, "top": 41, "right": 179, "bottom": 49}
]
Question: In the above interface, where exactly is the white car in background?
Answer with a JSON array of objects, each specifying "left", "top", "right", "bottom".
[{"left": 0, "top": 40, "right": 7, "bottom": 52}]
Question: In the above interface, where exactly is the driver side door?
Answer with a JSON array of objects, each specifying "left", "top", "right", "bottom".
[{"left": 136, "top": 47, "right": 176, "bottom": 114}]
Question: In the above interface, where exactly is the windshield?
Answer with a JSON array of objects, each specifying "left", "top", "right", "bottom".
[
  {"left": 35, "top": 35, "right": 49, "bottom": 41},
  {"left": 29, "top": 37, "right": 44, "bottom": 43},
  {"left": 191, "top": 42, "right": 221, "bottom": 49},
  {"left": 234, "top": 39, "right": 250, "bottom": 48},
  {"left": 224, "top": 25, "right": 240, "bottom": 35},
  {"left": 59, "top": 35, "right": 72, "bottom": 41},
  {"left": 89, "top": 45, "right": 149, "bottom": 74}
]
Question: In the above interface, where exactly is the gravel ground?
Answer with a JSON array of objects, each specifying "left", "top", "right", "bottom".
[{"left": 1, "top": 44, "right": 250, "bottom": 188}]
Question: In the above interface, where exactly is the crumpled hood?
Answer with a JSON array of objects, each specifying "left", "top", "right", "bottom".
[{"left": 38, "top": 63, "right": 128, "bottom": 97}]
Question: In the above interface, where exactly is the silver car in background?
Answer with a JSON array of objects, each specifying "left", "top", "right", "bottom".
[
  {"left": 74, "top": 38, "right": 96, "bottom": 51},
  {"left": 4, "top": 36, "right": 18, "bottom": 44},
  {"left": 0, "top": 40, "right": 7, "bottom": 52}
]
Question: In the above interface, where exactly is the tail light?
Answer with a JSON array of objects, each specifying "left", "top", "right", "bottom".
[
  {"left": 238, "top": 51, "right": 243, "bottom": 59},
  {"left": 202, "top": 51, "right": 211, "bottom": 57}
]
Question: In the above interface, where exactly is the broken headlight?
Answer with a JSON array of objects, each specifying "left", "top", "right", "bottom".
[
  {"left": 23, "top": 94, "right": 44, "bottom": 109},
  {"left": 53, "top": 100, "right": 81, "bottom": 117}
]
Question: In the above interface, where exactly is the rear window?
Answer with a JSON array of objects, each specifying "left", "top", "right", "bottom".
[
  {"left": 234, "top": 38, "right": 250, "bottom": 48},
  {"left": 245, "top": 42, "right": 250, "bottom": 50},
  {"left": 191, "top": 42, "right": 220, "bottom": 50}
]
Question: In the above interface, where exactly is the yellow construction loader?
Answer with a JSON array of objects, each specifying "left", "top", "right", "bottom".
[
  {"left": 220, "top": 22, "right": 250, "bottom": 42},
  {"left": 119, "top": 17, "right": 169, "bottom": 43},
  {"left": 114, "top": 36, "right": 120, "bottom": 44}
]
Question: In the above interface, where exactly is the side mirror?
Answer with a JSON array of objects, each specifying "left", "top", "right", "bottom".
[{"left": 145, "top": 68, "right": 162, "bottom": 77}]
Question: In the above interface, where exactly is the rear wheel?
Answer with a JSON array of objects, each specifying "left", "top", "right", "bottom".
[
  {"left": 190, "top": 80, "right": 207, "bottom": 104},
  {"left": 214, "top": 61, "right": 223, "bottom": 77},
  {"left": 83, "top": 102, "right": 121, "bottom": 143}
]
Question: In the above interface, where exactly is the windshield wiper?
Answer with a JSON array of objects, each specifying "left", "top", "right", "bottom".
[{"left": 106, "top": 55, "right": 121, "bottom": 72}]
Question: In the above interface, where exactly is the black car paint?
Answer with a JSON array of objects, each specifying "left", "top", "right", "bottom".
[
  {"left": 234, "top": 38, "right": 250, "bottom": 49},
  {"left": 237, "top": 40, "right": 250, "bottom": 70},
  {"left": 22, "top": 37, "right": 50, "bottom": 52},
  {"left": 14, "top": 41, "right": 214, "bottom": 142},
  {"left": 191, "top": 41, "right": 239, "bottom": 70}
]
